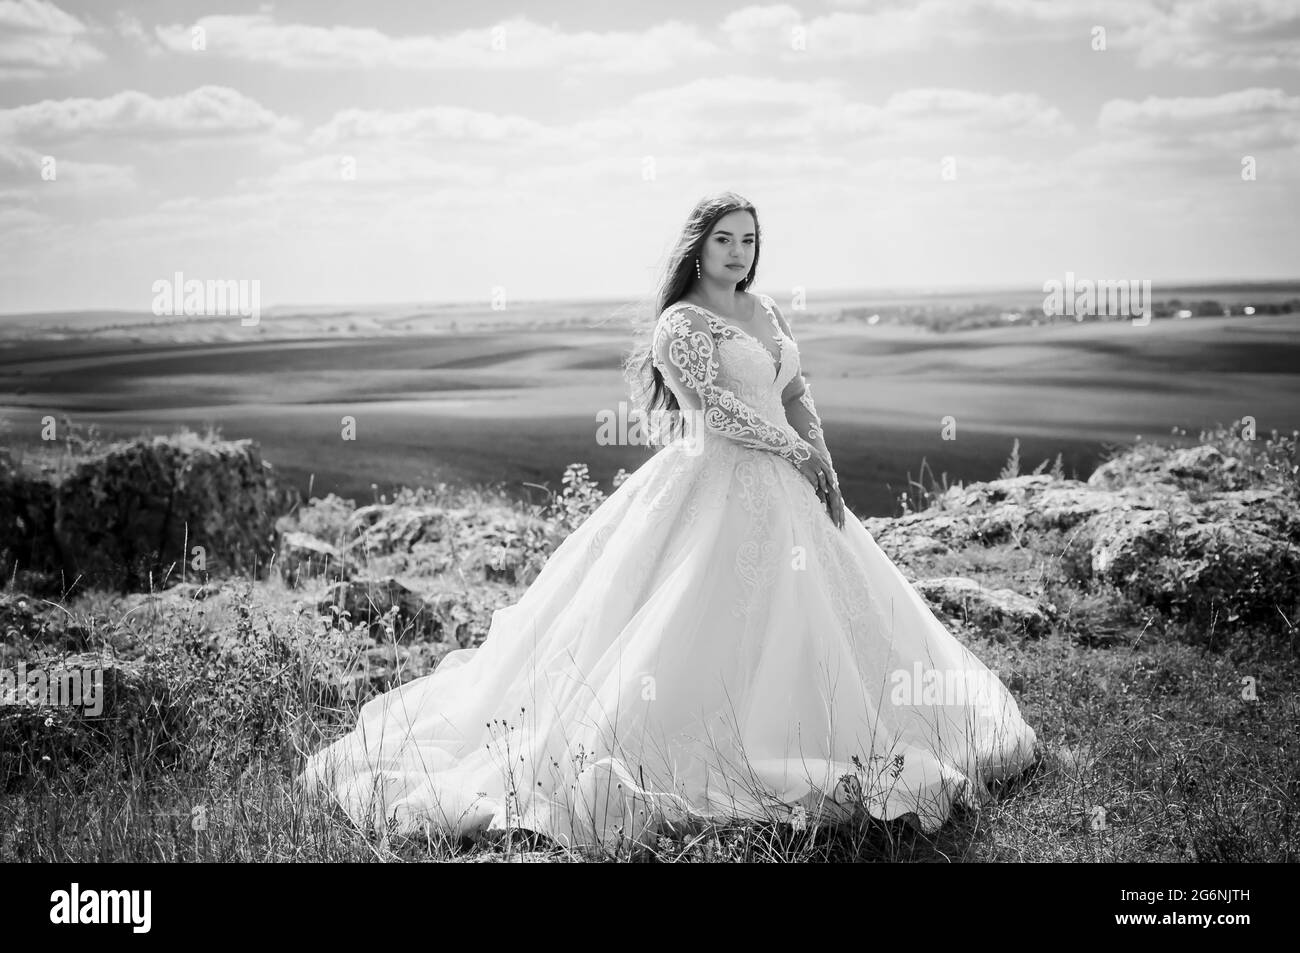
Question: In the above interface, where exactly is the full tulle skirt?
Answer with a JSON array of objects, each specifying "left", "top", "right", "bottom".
[{"left": 298, "top": 433, "right": 1038, "bottom": 847}]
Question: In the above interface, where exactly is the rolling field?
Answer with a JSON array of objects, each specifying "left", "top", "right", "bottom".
[{"left": 1, "top": 309, "right": 1297, "bottom": 516}]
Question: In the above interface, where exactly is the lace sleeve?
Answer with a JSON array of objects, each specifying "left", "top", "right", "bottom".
[
  {"left": 653, "top": 306, "right": 815, "bottom": 467},
  {"left": 771, "top": 301, "right": 832, "bottom": 463}
]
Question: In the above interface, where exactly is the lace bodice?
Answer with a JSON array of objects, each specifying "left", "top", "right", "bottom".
[{"left": 651, "top": 292, "right": 825, "bottom": 467}]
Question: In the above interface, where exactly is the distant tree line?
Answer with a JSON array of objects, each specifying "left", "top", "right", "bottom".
[{"left": 830, "top": 298, "right": 1299, "bottom": 333}]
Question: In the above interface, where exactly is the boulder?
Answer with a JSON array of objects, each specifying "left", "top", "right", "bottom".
[
  {"left": 1166, "top": 518, "right": 1296, "bottom": 623},
  {"left": 1083, "top": 498, "right": 1300, "bottom": 623},
  {"left": 2, "top": 433, "right": 298, "bottom": 594},
  {"left": 860, "top": 440, "right": 1298, "bottom": 631},
  {"left": 861, "top": 512, "right": 984, "bottom": 559},
  {"left": 939, "top": 476, "right": 1136, "bottom": 538},
  {"left": 0, "top": 450, "right": 60, "bottom": 588},
  {"left": 315, "top": 576, "right": 463, "bottom": 642},
  {"left": 867, "top": 477, "right": 1130, "bottom": 554},
  {"left": 343, "top": 501, "right": 451, "bottom": 554},
  {"left": 1166, "top": 446, "right": 1244, "bottom": 485},
  {"left": 912, "top": 576, "right": 1055, "bottom": 638},
  {"left": 276, "top": 497, "right": 554, "bottom": 584},
  {"left": 415, "top": 505, "right": 554, "bottom": 583},
  {"left": 1087, "top": 508, "right": 1183, "bottom": 582},
  {"left": 277, "top": 531, "right": 345, "bottom": 588},
  {"left": 1087, "top": 444, "right": 1248, "bottom": 492},
  {"left": 1191, "top": 488, "right": 1300, "bottom": 543}
]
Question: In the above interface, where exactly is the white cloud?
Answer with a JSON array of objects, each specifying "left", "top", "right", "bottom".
[
  {"left": 2, "top": 1, "right": 1296, "bottom": 308},
  {"left": 877, "top": 88, "right": 1073, "bottom": 137},
  {"left": 0, "top": 0, "right": 104, "bottom": 77},
  {"left": 616, "top": 77, "right": 1073, "bottom": 142},
  {"left": 0, "top": 205, "right": 48, "bottom": 235},
  {"left": 307, "top": 106, "right": 552, "bottom": 148},
  {"left": 0, "top": 86, "right": 300, "bottom": 143},
  {"left": 1099, "top": 87, "right": 1300, "bottom": 126},
  {"left": 152, "top": 13, "right": 718, "bottom": 73},
  {"left": 737, "top": 0, "right": 1300, "bottom": 69},
  {"left": 255, "top": 153, "right": 496, "bottom": 188},
  {"left": 1115, "top": 0, "right": 1300, "bottom": 71},
  {"left": 291, "top": 80, "right": 1071, "bottom": 206},
  {"left": 0, "top": 143, "right": 136, "bottom": 191},
  {"left": 114, "top": 11, "right": 163, "bottom": 56},
  {"left": 724, "top": 0, "right": 1138, "bottom": 58},
  {"left": 1098, "top": 87, "right": 1300, "bottom": 151}
]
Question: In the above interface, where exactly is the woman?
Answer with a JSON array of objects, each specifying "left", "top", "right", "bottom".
[{"left": 298, "top": 191, "right": 1039, "bottom": 848}]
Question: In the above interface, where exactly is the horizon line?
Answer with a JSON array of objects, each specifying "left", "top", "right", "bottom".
[{"left": 2, "top": 275, "right": 1299, "bottom": 319}]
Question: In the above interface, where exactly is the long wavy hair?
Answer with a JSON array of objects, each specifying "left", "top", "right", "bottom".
[{"left": 621, "top": 191, "right": 761, "bottom": 448}]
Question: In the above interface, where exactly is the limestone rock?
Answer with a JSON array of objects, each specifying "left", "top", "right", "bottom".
[
  {"left": 1087, "top": 444, "right": 1248, "bottom": 492},
  {"left": 344, "top": 501, "right": 450, "bottom": 554},
  {"left": 912, "top": 576, "right": 1055, "bottom": 638},
  {"left": 2, "top": 433, "right": 298, "bottom": 594},
  {"left": 277, "top": 531, "right": 345, "bottom": 588},
  {"left": 1084, "top": 502, "right": 1300, "bottom": 621},
  {"left": 0, "top": 450, "right": 60, "bottom": 590},
  {"left": 316, "top": 576, "right": 450, "bottom": 642}
]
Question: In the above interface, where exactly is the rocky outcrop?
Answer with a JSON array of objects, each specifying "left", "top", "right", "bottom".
[
  {"left": 315, "top": 576, "right": 484, "bottom": 647},
  {"left": 864, "top": 451, "right": 1299, "bottom": 631},
  {"left": 0, "top": 451, "right": 60, "bottom": 592},
  {"left": 275, "top": 495, "right": 557, "bottom": 587},
  {"left": 277, "top": 531, "right": 345, "bottom": 588},
  {"left": 0, "top": 433, "right": 299, "bottom": 595},
  {"left": 316, "top": 576, "right": 435, "bottom": 641},
  {"left": 344, "top": 500, "right": 455, "bottom": 554},
  {"left": 1087, "top": 508, "right": 1180, "bottom": 581},
  {"left": 1088, "top": 445, "right": 1249, "bottom": 493},
  {"left": 1083, "top": 501, "right": 1300, "bottom": 622},
  {"left": 863, "top": 475, "right": 1128, "bottom": 552},
  {"left": 912, "top": 576, "right": 1055, "bottom": 638}
]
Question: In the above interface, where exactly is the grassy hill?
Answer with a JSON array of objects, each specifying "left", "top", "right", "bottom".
[{"left": 0, "top": 419, "right": 1296, "bottom": 862}]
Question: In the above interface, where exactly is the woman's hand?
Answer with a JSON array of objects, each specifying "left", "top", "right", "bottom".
[
  {"left": 824, "top": 472, "right": 846, "bottom": 529},
  {"left": 796, "top": 448, "right": 845, "bottom": 529}
]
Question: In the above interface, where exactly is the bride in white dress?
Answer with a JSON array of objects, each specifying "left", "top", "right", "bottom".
[{"left": 298, "top": 191, "right": 1039, "bottom": 848}]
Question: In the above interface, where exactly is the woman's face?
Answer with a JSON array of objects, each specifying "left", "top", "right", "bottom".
[{"left": 699, "top": 209, "right": 756, "bottom": 284}]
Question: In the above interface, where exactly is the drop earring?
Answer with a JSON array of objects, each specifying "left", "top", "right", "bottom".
[{"left": 695, "top": 257, "right": 701, "bottom": 279}]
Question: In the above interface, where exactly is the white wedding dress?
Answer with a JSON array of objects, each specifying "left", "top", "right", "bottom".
[{"left": 298, "top": 292, "right": 1038, "bottom": 847}]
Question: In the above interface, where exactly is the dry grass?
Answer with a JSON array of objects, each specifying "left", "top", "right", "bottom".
[{"left": 1, "top": 422, "right": 1295, "bottom": 862}]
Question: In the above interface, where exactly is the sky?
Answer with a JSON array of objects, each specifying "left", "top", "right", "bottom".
[{"left": 0, "top": 0, "right": 1298, "bottom": 313}]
